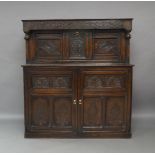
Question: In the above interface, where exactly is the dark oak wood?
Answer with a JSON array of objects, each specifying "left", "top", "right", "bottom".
[
  {"left": 22, "top": 19, "right": 133, "bottom": 138},
  {"left": 22, "top": 19, "right": 132, "bottom": 63}
]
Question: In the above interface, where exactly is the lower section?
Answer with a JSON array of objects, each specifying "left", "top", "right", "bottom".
[
  {"left": 23, "top": 65, "right": 133, "bottom": 138},
  {"left": 25, "top": 131, "right": 131, "bottom": 138}
]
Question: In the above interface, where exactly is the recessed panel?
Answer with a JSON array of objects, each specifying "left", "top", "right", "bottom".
[
  {"left": 53, "top": 97, "right": 72, "bottom": 127},
  {"left": 106, "top": 97, "right": 125, "bottom": 126},
  {"left": 35, "top": 33, "right": 63, "bottom": 60},
  {"left": 93, "top": 32, "right": 121, "bottom": 61},
  {"left": 31, "top": 96, "right": 50, "bottom": 127},
  {"left": 83, "top": 97, "right": 103, "bottom": 127}
]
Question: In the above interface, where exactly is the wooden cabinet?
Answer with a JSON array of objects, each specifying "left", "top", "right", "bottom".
[
  {"left": 22, "top": 19, "right": 133, "bottom": 138},
  {"left": 23, "top": 65, "right": 132, "bottom": 138}
]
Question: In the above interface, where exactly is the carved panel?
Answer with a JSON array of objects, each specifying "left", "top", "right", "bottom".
[
  {"left": 69, "top": 31, "right": 85, "bottom": 58},
  {"left": 93, "top": 32, "right": 120, "bottom": 61},
  {"left": 29, "top": 32, "right": 62, "bottom": 62},
  {"left": 32, "top": 76, "right": 71, "bottom": 89},
  {"left": 94, "top": 39, "right": 118, "bottom": 54},
  {"left": 52, "top": 77, "right": 70, "bottom": 88},
  {"left": 83, "top": 97, "right": 103, "bottom": 127},
  {"left": 31, "top": 97, "right": 49, "bottom": 127},
  {"left": 106, "top": 97, "right": 124, "bottom": 126},
  {"left": 37, "top": 39, "right": 61, "bottom": 57},
  {"left": 32, "top": 77, "right": 49, "bottom": 88},
  {"left": 85, "top": 75, "right": 125, "bottom": 89},
  {"left": 53, "top": 97, "right": 72, "bottom": 127}
]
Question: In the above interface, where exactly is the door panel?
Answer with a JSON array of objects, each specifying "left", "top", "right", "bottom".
[
  {"left": 53, "top": 97, "right": 72, "bottom": 127},
  {"left": 28, "top": 32, "right": 63, "bottom": 63},
  {"left": 78, "top": 95, "right": 127, "bottom": 132},
  {"left": 92, "top": 31, "right": 125, "bottom": 62},
  {"left": 106, "top": 97, "right": 125, "bottom": 127},
  {"left": 25, "top": 68, "right": 77, "bottom": 136},
  {"left": 83, "top": 97, "right": 103, "bottom": 128},
  {"left": 78, "top": 68, "right": 130, "bottom": 135},
  {"left": 31, "top": 96, "right": 50, "bottom": 128},
  {"left": 30, "top": 95, "right": 74, "bottom": 130}
]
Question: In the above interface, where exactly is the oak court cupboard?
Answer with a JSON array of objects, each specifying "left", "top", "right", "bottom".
[{"left": 22, "top": 19, "right": 133, "bottom": 138}]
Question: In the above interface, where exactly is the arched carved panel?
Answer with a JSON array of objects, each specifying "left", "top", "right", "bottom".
[
  {"left": 31, "top": 97, "right": 49, "bottom": 127},
  {"left": 53, "top": 97, "right": 72, "bottom": 127},
  {"left": 83, "top": 97, "right": 103, "bottom": 127},
  {"left": 106, "top": 97, "right": 124, "bottom": 126}
]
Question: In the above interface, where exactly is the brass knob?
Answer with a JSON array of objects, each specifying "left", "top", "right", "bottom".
[
  {"left": 73, "top": 100, "right": 77, "bottom": 105},
  {"left": 79, "top": 99, "right": 82, "bottom": 105}
]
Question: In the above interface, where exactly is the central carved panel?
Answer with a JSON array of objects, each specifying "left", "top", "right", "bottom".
[{"left": 69, "top": 31, "right": 85, "bottom": 58}]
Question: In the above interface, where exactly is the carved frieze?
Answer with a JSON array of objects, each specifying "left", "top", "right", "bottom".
[
  {"left": 23, "top": 19, "right": 132, "bottom": 33},
  {"left": 32, "top": 77, "right": 49, "bottom": 88},
  {"left": 32, "top": 76, "right": 71, "bottom": 89},
  {"left": 53, "top": 77, "right": 70, "bottom": 88},
  {"left": 85, "top": 75, "right": 124, "bottom": 89}
]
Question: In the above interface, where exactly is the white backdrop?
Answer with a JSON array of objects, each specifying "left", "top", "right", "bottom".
[{"left": 0, "top": 1, "right": 155, "bottom": 121}]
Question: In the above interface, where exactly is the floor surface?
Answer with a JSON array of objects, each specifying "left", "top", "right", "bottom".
[{"left": 0, "top": 117, "right": 154, "bottom": 153}]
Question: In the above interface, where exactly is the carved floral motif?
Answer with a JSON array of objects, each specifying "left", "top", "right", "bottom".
[
  {"left": 32, "top": 76, "right": 70, "bottom": 88},
  {"left": 33, "top": 77, "right": 49, "bottom": 88},
  {"left": 53, "top": 77, "right": 69, "bottom": 88},
  {"left": 85, "top": 76, "right": 124, "bottom": 89}
]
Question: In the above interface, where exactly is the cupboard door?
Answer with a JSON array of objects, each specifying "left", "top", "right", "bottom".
[
  {"left": 92, "top": 31, "right": 126, "bottom": 62},
  {"left": 27, "top": 32, "right": 63, "bottom": 63},
  {"left": 29, "top": 95, "right": 76, "bottom": 132},
  {"left": 78, "top": 68, "right": 131, "bottom": 137},
  {"left": 24, "top": 68, "right": 77, "bottom": 137},
  {"left": 78, "top": 96, "right": 127, "bottom": 132}
]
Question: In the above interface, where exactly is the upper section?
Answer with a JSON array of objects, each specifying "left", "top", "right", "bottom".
[{"left": 22, "top": 19, "right": 132, "bottom": 64}]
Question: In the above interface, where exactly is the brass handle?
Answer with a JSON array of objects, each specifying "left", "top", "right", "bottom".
[
  {"left": 73, "top": 100, "right": 77, "bottom": 105},
  {"left": 79, "top": 99, "right": 82, "bottom": 105}
]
